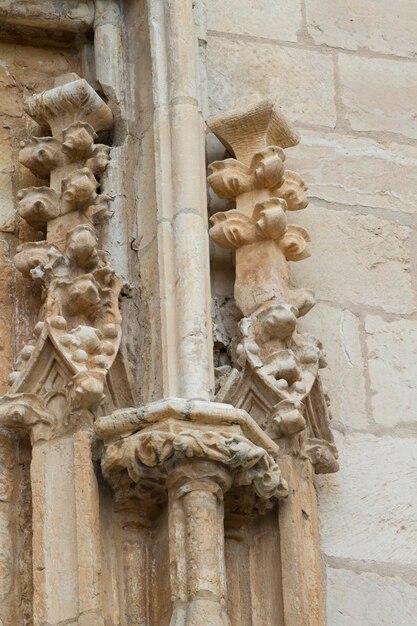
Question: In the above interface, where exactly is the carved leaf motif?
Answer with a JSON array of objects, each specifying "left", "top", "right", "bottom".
[
  {"left": 273, "top": 170, "right": 308, "bottom": 211},
  {"left": 61, "top": 167, "right": 99, "bottom": 213},
  {"left": 208, "top": 147, "right": 286, "bottom": 200},
  {"left": 253, "top": 198, "right": 287, "bottom": 240},
  {"left": 272, "top": 399, "right": 306, "bottom": 436},
  {"left": 62, "top": 121, "right": 97, "bottom": 160},
  {"left": 19, "top": 137, "right": 62, "bottom": 179},
  {"left": 17, "top": 186, "right": 60, "bottom": 229},
  {"left": 250, "top": 146, "right": 285, "bottom": 189},
  {"left": 210, "top": 199, "right": 290, "bottom": 249},
  {"left": 86, "top": 144, "right": 111, "bottom": 176},
  {"left": 14, "top": 241, "right": 64, "bottom": 279},
  {"left": 209, "top": 211, "right": 257, "bottom": 248},
  {"left": 104, "top": 429, "right": 288, "bottom": 500},
  {"left": 279, "top": 224, "right": 311, "bottom": 261},
  {"left": 208, "top": 159, "right": 251, "bottom": 198}
]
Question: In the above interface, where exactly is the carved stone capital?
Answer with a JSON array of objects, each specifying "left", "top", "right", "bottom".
[
  {"left": 207, "top": 98, "right": 300, "bottom": 165},
  {"left": 96, "top": 398, "right": 288, "bottom": 516},
  {"left": 0, "top": 394, "right": 55, "bottom": 444}
]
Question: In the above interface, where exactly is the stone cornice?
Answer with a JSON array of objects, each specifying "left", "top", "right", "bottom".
[{"left": 95, "top": 397, "right": 279, "bottom": 455}]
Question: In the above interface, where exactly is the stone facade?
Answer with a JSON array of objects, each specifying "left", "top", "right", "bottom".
[{"left": 0, "top": 1, "right": 415, "bottom": 625}]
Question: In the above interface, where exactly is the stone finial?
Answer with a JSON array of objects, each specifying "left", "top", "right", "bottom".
[
  {"left": 1, "top": 75, "right": 121, "bottom": 441},
  {"left": 207, "top": 100, "right": 338, "bottom": 474}
]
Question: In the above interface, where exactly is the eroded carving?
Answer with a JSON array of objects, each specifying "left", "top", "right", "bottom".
[
  {"left": 97, "top": 397, "right": 289, "bottom": 625},
  {"left": 103, "top": 428, "right": 287, "bottom": 501},
  {"left": 1, "top": 75, "right": 122, "bottom": 442},
  {"left": 208, "top": 99, "right": 338, "bottom": 473},
  {"left": 97, "top": 398, "right": 288, "bottom": 517}
]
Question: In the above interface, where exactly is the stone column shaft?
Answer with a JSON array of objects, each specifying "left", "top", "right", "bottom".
[
  {"left": 117, "top": 511, "right": 151, "bottom": 626},
  {"left": 235, "top": 241, "right": 289, "bottom": 315},
  {"left": 168, "top": 461, "right": 231, "bottom": 626},
  {"left": 31, "top": 432, "right": 104, "bottom": 626},
  {"left": 147, "top": 0, "right": 213, "bottom": 400}
]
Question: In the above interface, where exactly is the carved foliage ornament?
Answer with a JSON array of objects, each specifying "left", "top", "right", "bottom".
[
  {"left": 1, "top": 76, "right": 122, "bottom": 442},
  {"left": 102, "top": 428, "right": 288, "bottom": 502},
  {"left": 208, "top": 100, "right": 338, "bottom": 473}
]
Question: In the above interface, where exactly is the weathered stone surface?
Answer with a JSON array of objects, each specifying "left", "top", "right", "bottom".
[
  {"left": 286, "top": 131, "right": 417, "bottom": 214},
  {"left": 365, "top": 315, "right": 417, "bottom": 427},
  {"left": 299, "top": 304, "right": 367, "bottom": 430},
  {"left": 0, "top": 65, "right": 21, "bottom": 118},
  {"left": 0, "top": 175, "right": 15, "bottom": 232},
  {"left": 0, "top": 0, "right": 94, "bottom": 31},
  {"left": 0, "top": 129, "right": 13, "bottom": 173},
  {"left": 0, "top": 242, "right": 12, "bottom": 394},
  {"left": 316, "top": 432, "right": 417, "bottom": 567},
  {"left": 207, "top": 0, "right": 302, "bottom": 42},
  {"left": 306, "top": 0, "right": 417, "bottom": 58},
  {"left": 0, "top": 43, "right": 80, "bottom": 126},
  {"left": 0, "top": 433, "right": 13, "bottom": 502},
  {"left": 327, "top": 567, "right": 417, "bottom": 625},
  {"left": 0, "top": 434, "right": 14, "bottom": 623},
  {"left": 0, "top": 0, "right": 416, "bottom": 619},
  {"left": 207, "top": 37, "right": 336, "bottom": 127},
  {"left": 289, "top": 206, "right": 416, "bottom": 314},
  {"left": 338, "top": 54, "right": 417, "bottom": 138},
  {"left": 0, "top": 514, "right": 13, "bottom": 602}
]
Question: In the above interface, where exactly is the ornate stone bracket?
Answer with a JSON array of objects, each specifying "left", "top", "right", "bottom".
[
  {"left": 1, "top": 74, "right": 123, "bottom": 442},
  {"left": 208, "top": 99, "right": 338, "bottom": 474}
]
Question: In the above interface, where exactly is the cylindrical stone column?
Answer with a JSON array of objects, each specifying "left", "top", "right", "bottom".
[{"left": 167, "top": 461, "right": 232, "bottom": 626}]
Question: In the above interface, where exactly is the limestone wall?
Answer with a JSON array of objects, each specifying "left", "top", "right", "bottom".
[{"left": 205, "top": 1, "right": 417, "bottom": 623}]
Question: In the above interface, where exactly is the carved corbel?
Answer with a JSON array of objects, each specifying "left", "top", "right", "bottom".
[
  {"left": 207, "top": 99, "right": 338, "bottom": 474},
  {"left": 0, "top": 75, "right": 124, "bottom": 443}
]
